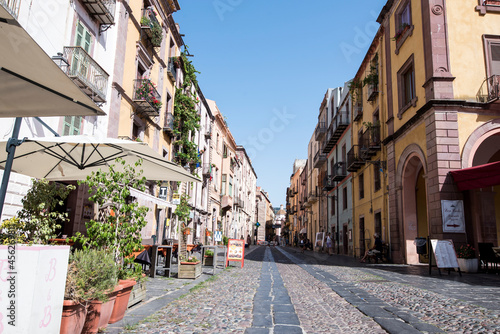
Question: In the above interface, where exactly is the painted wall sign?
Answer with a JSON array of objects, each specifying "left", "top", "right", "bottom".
[
  {"left": 441, "top": 200, "right": 465, "bottom": 233},
  {"left": 226, "top": 239, "right": 245, "bottom": 268}
]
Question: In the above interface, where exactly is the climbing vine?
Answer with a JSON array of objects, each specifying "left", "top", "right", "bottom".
[{"left": 173, "top": 47, "right": 201, "bottom": 171}]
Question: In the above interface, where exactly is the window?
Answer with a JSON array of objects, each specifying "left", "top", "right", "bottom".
[
  {"left": 221, "top": 174, "right": 227, "bottom": 195},
  {"left": 223, "top": 144, "right": 228, "bottom": 158},
  {"left": 63, "top": 116, "right": 81, "bottom": 135},
  {"left": 343, "top": 187, "right": 348, "bottom": 210},
  {"left": 374, "top": 164, "right": 381, "bottom": 192},
  {"left": 484, "top": 35, "right": 500, "bottom": 77},
  {"left": 229, "top": 176, "right": 233, "bottom": 197},
  {"left": 359, "top": 173, "right": 364, "bottom": 199},
  {"left": 75, "top": 21, "right": 91, "bottom": 53},
  {"left": 394, "top": 0, "right": 413, "bottom": 54},
  {"left": 397, "top": 54, "right": 417, "bottom": 118}
]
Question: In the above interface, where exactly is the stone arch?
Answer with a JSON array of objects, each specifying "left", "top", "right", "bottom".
[
  {"left": 461, "top": 119, "right": 500, "bottom": 168},
  {"left": 395, "top": 143, "right": 428, "bottom": 264}
]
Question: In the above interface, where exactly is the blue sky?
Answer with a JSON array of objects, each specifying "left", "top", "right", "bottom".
[{"left": 174, "top": 0, "right": 387, "bottom": 207}]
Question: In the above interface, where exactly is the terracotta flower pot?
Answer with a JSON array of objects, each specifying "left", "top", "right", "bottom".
[
  {"left": 98, "top": 285, "right": 122, "bottom": 329},
  {"left": 60, "top": 300, "right": 87, "bottom": 334},
  {"left": 82, "top": 299, "right": 103, "bottom": 334},
  {"left": 108, "top": 279, "right": 137, "bottom": 324}
]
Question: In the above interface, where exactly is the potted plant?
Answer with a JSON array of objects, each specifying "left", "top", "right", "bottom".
[
  {"left": 179, "top": 255, "right": 202, "bottom": 279},
  {"left": 72, "top": 158, "right": 149, "bottom": 323},
  {"left": 61, "top": 249, "right": 117, "bottom": 334},
  {"left": 204, "top": 249, "right": 214, "bottom": 266},
  {"left": 392, "top": 23, "right": 410, "bottom": 42},
  {"left": 457, "top": 244, "right": 479, "bottom": 273}
]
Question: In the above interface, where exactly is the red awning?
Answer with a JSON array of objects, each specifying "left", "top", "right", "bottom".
[{"left": 450, "top": 161, "right": 500, "bottom": 191}]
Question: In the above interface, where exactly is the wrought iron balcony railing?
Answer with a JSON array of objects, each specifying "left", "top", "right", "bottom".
[
  {"left": 62, "top": 46, "right": 109, "bottom": 103},
  {"left": 1, "top": 0, "right": 20, "bottom": 18},
  {"left": 367, "top": 83, "right": 379, "bottom": 102},
  {"left": 323, "top": 109, "right": 350, "bottom": 153},
  {"left": 167, "top": 57, "right": 177, "bottom": 82},
  {"left": 347, "top": 145, "right": 365, "bottom": 172},
  {"left": 133, "top": 79, "right": 162, "bottom": 116},
  {"left": 202, "top": 163, "right": 211, "bottom": 176},
  {"left": 80, "top": 0, "right": 115, "bottom": 26},
  {"left": 315, "top": 121, "right": 326, "bottom": 140},
  {"left": 163, "top": 112, "right": 174, "bottom": 134},
  {"left": 477, "top": 74, "right": 500, "bottom": 103},
  {"left": 331, "top": 162, "right": 347, "bottom": 181},
  {"left": 313, "top": 149, "right": 326, "bottom": 168},
  {"left": 141, "top": 7, "right": 161, "bottom": 46}
]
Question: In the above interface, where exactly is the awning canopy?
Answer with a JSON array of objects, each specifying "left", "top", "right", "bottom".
[
  {"left": 449, "top": 161, "right": 500, "bottom": 191},
  {"left": 0, "top": 4, "right": 105, "bottom": 117}
]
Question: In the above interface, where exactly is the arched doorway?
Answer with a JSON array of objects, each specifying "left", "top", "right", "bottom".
[
  {"left": 467, "top": 131, "right": 500, "bottom": 246},
  {"left": 402, "top": 155, "right": 428, "bottom": 264}
]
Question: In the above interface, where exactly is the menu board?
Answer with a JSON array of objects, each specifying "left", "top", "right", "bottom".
[
  {"left": 226, "top": 239, "right": 245, "bottom": 268},
  {"left": 430, "top": 239, "right": 459, "bottom": 269}
]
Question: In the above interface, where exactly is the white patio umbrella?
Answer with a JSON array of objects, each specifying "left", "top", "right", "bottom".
[{"left": 0, "top": 135, "right": 200, "bottom": 183}]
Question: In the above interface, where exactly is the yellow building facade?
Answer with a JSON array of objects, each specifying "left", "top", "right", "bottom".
[{"left": 372, "top": 0, "right": 500, "bottom": 264}]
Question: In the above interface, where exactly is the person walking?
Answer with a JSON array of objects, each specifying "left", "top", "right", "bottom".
[
  {"left": 247, "top": 234, "right": 251, "bottom": 248},
  {"left": 326, "top": 233, "right": 333, "bottom": 255}
]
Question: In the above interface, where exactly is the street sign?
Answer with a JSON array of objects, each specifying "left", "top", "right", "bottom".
[
  {"left": 172, "top": 193, "right": 180, "bottom": 205},
  {"left": 255, "top": 222, "right": 260, "bottom": 227},
  {"left": 214, "top": 231, "right": 222, "bottom": 242}
]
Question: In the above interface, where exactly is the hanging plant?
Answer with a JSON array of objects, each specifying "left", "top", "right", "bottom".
[
  {"left": 174, "top": 194, "right": 191, "bottom": 224},
  {"left": 172, "top": 46, "right": 201, "bottom": 172},
  {"left": 151, "top": 20, "right": 162, "bottom": 47},
  {"left": 348, "top": 79, "right": 363, "bottom": 103}
]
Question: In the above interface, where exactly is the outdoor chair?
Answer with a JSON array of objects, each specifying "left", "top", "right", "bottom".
[{"left": 478, "top": 243, "right": 500, "bottom": 272}]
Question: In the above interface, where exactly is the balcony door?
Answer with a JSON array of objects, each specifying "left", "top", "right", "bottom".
[{"left": 74, "top": 21, "right": 91, "bottom": 78}]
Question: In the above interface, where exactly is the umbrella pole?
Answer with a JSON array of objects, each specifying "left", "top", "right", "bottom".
[{"left": 0, "top": 117, "right": 23, "bottom": 219}]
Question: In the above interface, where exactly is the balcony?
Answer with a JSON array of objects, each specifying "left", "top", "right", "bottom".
[
  {"left": 315, "top": 121, "right": 327, "bottom": 140},
  {"left": 323, "top": 175, "right": 335, "bottom": 191},
  {"left": 202, "top": 163, "right": 211, "bottom": 177},
  {"left": 80, "top": 0, "right": 115, "bottom": 26},
  {"left": 307, "top": 189, "right": 318, "bottom": 203},
  {"left": 353, "top": 102, "right": 363, "bottom": 121},
  {"left": 331, "top": 162, "right": 347, "bottom": 181},
  {"left": 360, "top": 125, "right": 381, "bottom": 159},
  {"left": 1, "top": 0, "right": 20, "bottom": 18},
  {"left": 140, "top": 7, "right": 162, "bottom": 47},
  {"left": 204, "top": 124, "right": 212, "bottom": 139},
  {"left": 61, "top": 47, "right": 109, "bottom": 104},
  {"left": 313, "top": 149, "right": 326, "bottom": 168},
  {"left": 133, "top": 79, "right": 162, "bottom": 117},
  {"left": 163, "top": 112, "right": 174, "bottom": 134},
  {"left": 167, "top": 58, "right": 177, "bottom": 82},
  {"left": 221, "top": 195, "right": 233, "bottom": 210},
  {"left": 347, "top": 145, "right": 365, "bottom": 172},
  {"left": 322, "top": 109, "right": 350, "bottom": 153},
  {"left": 367, "top": 83, "right": 379, "bottom": 102},
  {"left": 477, "top": 75, "right": 500, "bottom": 103}
]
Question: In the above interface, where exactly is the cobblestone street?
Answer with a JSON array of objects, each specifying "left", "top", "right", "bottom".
[{"left": 111, "top": 246, "right": 500, "bottom": 334}]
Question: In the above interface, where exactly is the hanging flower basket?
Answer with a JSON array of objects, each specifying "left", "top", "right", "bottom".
[{"left": 183, "top": 228, "right": 191, "bottom": 235}]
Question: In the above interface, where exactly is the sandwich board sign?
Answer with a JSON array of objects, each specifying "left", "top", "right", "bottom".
[
  {"left": 226, "top": 239, "right": 245, "bottom": 268},
  {"left": 430, "top": 239, "right": 460, "bottom": 276}
]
